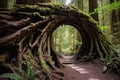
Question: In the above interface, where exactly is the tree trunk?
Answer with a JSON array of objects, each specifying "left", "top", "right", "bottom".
[
  {"left": 110, "top": 0, "right": 120, "bottom": 44},
  {"left": 72, "top": 0, "right": 83, "bottom": 10},
  {"left": 89, "top": 0, "right": 99, "bottom": 21},
  {"left": 102, "top": 0, "right": 112, "bottom": 42},
  {"left": 7, "top": 0, "right": 16, "bottom": 9},
  {"left": 0, "top": 0, "right": 7, "bottom": 8},
  {"left": 83, "top": 0, "right": 89, "bottom": 13}
]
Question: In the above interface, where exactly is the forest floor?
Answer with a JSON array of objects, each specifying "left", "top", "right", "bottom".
[{"left": 59, "top": 55, "right": 119, "bottom": 80}]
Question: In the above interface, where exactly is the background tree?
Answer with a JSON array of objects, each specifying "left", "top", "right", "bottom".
[
  {"left": 89, "top": 0, "right": 98, "bottom": 21},
  {"left": 72, "top": 0, "right": 83, "bottom": 10},
  {"left": 110, "top": 0, "right": 120, "bottom": 44},
  {"left": 102, "top": 0, "right": 112, "bottom": 42},
  {"left": 0, "top": 0, "right": 7, "bottom": 8}
]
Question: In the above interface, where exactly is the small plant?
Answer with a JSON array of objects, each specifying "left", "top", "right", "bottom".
[
  {"left": 107, "top": 57, "right": 120, "bottom": 74},
  {"left": 103, "top": 56, "right": 120, "bottom": 74},
  {"left": 0, "top": 61, "right": 37, "bottom": 80},
  {"left": 104, "top": 55, "right": 113, "bottom": 64},
  {"left": 113, "top": 44, "right": 120, "bottom": 54},
  {"left": 0, "top": 73, "right": 24, "bottom": 80},
  {"left": 102, "top": 53, "right": 114, "bottom": 72}
]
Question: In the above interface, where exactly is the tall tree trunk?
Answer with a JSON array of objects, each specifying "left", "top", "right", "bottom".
[
  {"left": 98, "top": 0, "right": 104, "bottom": 26},
  {"left": 72, "top": 27, "right": 76, "bottom": 54},
  {"left": 89, "top": 0, "right": 99, "bottom": 21},
  {"left": 77, "top": 0, "right": 83, "bottom": 10},
  {"left": 59, "top": 26, "right": 63, "bottom": 53},
  {"left": 102, "top": 0, "right": 112, "bottom": 42},
  {"left": 7, "top": 0, "right": 16, "bottom": 9},
  {"left": 110, "top": 0, "right": 120, "bottom": 44},
  {"left": 83, "top": 0, "right": 89, "bottom": 13},
  {"left": 71, "top": 0, "right": 83, "bottom": 10},
  {"left": 0, "top": 0, "right": 7, "bottom": 8},
  {"left": 52, "top": 30, "right": 56, "bottom": 52}
]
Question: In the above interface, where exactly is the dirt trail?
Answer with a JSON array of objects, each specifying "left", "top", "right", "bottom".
[{"left": 59, "top": 55, "right": 119, "bottom": 80}]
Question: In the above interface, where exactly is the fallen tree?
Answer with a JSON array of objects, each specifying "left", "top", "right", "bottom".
[{"left": 0, "top": 3, "right": 119, "bottom": 80}]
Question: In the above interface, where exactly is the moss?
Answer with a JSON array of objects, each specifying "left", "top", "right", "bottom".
[
  {"left": 0, "top": 51, "right": 9, "bottom": 63},
  {"left": 83, "top": 53, "right": 94, "bottom": 61},
  {"left": 23, "top": 54, "right": 35, "bottom": 66},
  {"left": 40, "top": 57, "right": 51, "bottom": 74},
  {"left": 39, "top": 7, "right": 54, "bottom": 15},
  {"left": 23, "top": 4, "right": 54, "bottom": 15},
  {"left": 33, "top": 12, "right": 41, "bottom": 17},
  {"left": 25, "top": 5, "right": 39, "bottom": 9},
  {"left": 30, "top": 23, "right": 35, "bottom": 27}
]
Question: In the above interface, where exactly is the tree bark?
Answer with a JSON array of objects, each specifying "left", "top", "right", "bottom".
[
  {"left": 0, "top": 0, "right": 7, "bottom": 8},
  {"left": 110, "top": 0, "right": 120, "bottom": 44},
  {"left": 89, "top": 0, "right": 99, "bottom": 21}
]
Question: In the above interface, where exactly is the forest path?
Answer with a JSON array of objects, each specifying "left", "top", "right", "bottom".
[{"left": 59, "top": 55, "right": 119, "bottom": 80}]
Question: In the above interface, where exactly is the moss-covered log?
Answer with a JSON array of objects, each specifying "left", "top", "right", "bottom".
[{"left": 0, "top": 3, "right": 118, "bottom": 80}]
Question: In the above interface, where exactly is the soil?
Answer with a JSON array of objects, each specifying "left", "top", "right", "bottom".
[{"left": 59, "top": 55, "right": 119, "bottom": 80}]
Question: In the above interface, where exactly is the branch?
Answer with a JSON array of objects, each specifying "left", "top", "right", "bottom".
[{"left": 0, "top": 20, "right": 45, "bottom": 47}]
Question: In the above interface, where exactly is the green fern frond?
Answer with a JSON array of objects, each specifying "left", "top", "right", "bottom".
[
  {"left": 27, "top": 66, "right": 36, "bottom": 79},
  {"left": 0, "top": 73, "right": 24, "bottom": 80}
]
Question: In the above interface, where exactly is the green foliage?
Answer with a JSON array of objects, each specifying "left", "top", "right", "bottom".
[
  {"left": 102, "top": 47, "right": 120, "bottom": 74},
  {"left": 113, "top": 44, "right": 120, "bottom": 54},
  {"left": 51, "top": 0, "right": 65, "bottom": 4},
  {"left": 107, "top": 57, "right": 120, "bottom": 67},
  {"left": 22, "top": 61, "right": 37, "bottom": 80},
  {"left": 103, "top": 53, "right": 114, "bottom": 64},
  {"left": 90, "top": 1, "right": 120, "bottom": 15},
  {"left": 104, "top": 57, "right": 120, "bottom": 75},
  {"left": 31, "top": 23, "right": 36, "bottom": 27},
  {"left": 52, "top": 25, "right": 81, "bottom": 55},
  {"left": 0, "top": 73, "right": 24, "bottom": 80},
  {"left": 0, "top": 61, "right": 37, "bottom": 80},
  {"left": 75, "top": 39, "right": 82, "bottom": 45},
  {"left": 112, "top": 21, "right": 120, "bottom": 27},
  {"left": 27, "top": 66, "right": 36, "bottom": 79},
  {"left": 102, "top": 53, "right": 114, "bottom": 72},
  {"left": 40, "top": 57, "right": 51, "bottom": 74},
  {"left": 33, "top": 12, "right": 41, "bottom": 18},
  {"left": 7, "top": 0, "right": 16, "bottom": 9},
  {"left": 99, "top": 26, "right": 108, "bottom": 31}
]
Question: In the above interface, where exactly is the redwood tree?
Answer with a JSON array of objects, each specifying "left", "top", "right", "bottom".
[{"left": 89, "top": 0, "right": 99, "bottom": 21}]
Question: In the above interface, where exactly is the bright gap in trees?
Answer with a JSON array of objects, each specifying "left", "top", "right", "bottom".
[
  {"left": 65, "top": 0, "right": 72, "bottom": 5},
  {"left": 51, "top": 25, "right": 82, "bottom": 56}
]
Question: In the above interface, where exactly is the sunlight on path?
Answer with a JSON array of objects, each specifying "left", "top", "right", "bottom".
[
  {"left": 67, "top": 64, "right": 100, "bottom": 80},
  {"left": 67, "top": 64, "right": 89, "bottom": 74},
  {"left": 89, "top": 78, "right": 100, "bottom": 80},
  {"left": 61, "top": 56, "right": 117, "bottom": 80}
]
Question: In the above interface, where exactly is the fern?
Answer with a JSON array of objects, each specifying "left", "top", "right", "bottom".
[
  {"left": 27, "top": 66, "right": 36, "bottom": 79},
  {"left": 0, "top": 73, "right": 24, "bottom": 80},
  {"left": 103, "top": 56, "right": 120, "bottom": 75},
  {"left": 0, "top": 61, "right": 37, "bottom": 80},
  {"left": 14, "top": 67, "right": 26, "bottom": 76}
]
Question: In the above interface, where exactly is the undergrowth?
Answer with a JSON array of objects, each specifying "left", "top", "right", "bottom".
[{"left": 0, "top": 61, "right": 37, "bottom": 80}]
